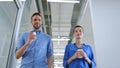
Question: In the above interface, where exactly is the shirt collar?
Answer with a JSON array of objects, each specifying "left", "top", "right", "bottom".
[
  {"left": 32, "top": 29, "right": 41, "bottom": 33},
  {"left": 74, "top": 43, "right": 85, "bottom": 49}
]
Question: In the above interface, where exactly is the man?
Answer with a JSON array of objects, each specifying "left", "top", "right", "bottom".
[{"left": 16, "top": 12, "right": 53, "bottom": 68}]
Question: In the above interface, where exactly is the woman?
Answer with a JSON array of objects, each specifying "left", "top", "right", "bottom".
[{"left": 63, "top": 25, "right": 96, "bottom": 68}]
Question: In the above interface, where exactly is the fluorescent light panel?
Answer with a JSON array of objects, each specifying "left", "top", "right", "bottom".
[
  {"left": 0, "top": 0, "right": 25, "bottom": 1},
  {"left": 47, "top": 0, "right": 80, "bottom": 3},
  {"left": 0, "top": 0, "right": 13, "bottom": 1},
  {"left": 52, "top": 38, "right": 70, "bottom": 41},
  {"left": 53, "top": 53, "right": 64, "bottom": 56}
]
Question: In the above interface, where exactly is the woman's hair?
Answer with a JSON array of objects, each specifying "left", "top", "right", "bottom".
[
  {"left": 73, "top": 25, "right": 84, "bottom": 33},
  {"left": 31, "top": 12, "right": 41, "bottom": 19}
]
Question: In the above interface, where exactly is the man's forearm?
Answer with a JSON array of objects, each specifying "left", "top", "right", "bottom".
[
  {"left": 16, "top": 40, "right": 31, "bottom": 59},
  {"left": 48, "top": 56, "right": 53, "bottom": 68}
]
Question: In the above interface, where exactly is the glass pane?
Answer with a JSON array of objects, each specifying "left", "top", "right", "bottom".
[
  {"left": 0, "top": 1, "right": 17, "bottom": 68},
  {"left": 16, "top": 0, "right": 38, "bottom": 68}
]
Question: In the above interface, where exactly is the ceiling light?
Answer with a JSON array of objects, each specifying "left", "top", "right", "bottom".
[
  {"left": 47, "top": 0, "right": 80, "bottom": 3},
  {"left": 0, "top": 0, "right": 13, "bottom": 1},
  {"left": 53, "top": 53, "right": 64, "bottom": 56},
  {"left": 52, "top": 38, "right": 70, "bottom": 41},
  {"left": 0, "top": 0, "right": 25, "bottom": 1}
]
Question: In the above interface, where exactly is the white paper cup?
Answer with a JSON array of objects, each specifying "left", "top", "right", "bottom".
[
  {"left": 77, "top": 48, "right": 83, "bottom": 58},
  {"left": 33, "top": 32, "right": 36, "bottom": 36}
]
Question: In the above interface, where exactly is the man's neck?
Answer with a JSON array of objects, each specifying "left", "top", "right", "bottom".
[{"left": 34, "top": 29, "right": 40, "bottom": 31}]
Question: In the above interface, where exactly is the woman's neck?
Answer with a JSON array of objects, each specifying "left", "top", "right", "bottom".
[{"left": 75, "top": 39, "right": 82, "bottom": 48}]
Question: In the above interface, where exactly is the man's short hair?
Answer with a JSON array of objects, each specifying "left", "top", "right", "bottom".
[{"left": 31, "top": 12, "right": 41, "bottom": 19}]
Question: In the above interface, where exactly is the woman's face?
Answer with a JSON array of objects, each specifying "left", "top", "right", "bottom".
[{"left": 73, "top": 27, "right": 83, "bottom": 39}]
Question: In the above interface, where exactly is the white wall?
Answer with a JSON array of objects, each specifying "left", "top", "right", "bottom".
[
  {"left": 90, "top": 0, "right": 120, "bottom": 68},
  {"left": 78, "top": 2, "right": 94, "bottom": 48},
  {"left": 77, "top": 1, "right": 97, "bottom": 61}
]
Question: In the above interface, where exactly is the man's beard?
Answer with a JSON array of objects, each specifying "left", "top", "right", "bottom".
[
  {"left": 33, "top": 24, "right": 41, "bottom": 30},
  {"left": 76, "top": 37, "right": 81, "bottom": 39}
]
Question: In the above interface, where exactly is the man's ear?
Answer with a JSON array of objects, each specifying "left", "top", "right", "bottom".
[{"left": 31, "top": 20, "right": 32, "bottom": 24}]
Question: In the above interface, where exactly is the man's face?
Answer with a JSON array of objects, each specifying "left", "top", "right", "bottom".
[{"left": 31, "top": 15, "right": 42, "bottom": 30}]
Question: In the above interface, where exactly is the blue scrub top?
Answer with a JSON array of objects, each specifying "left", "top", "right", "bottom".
[{"left": 63, "top": 43, "right": 96, "bottom": 68}]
